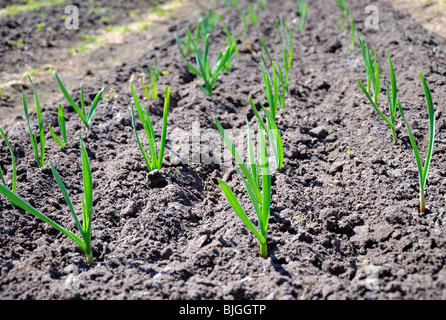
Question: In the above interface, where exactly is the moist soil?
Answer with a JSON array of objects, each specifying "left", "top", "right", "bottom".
[{"left": 1, "top": 0, "right": 446, "bottom": 300}]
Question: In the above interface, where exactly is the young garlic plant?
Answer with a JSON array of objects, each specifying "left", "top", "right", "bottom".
[
  {"left": 245, "top": 1, "right": 259, "bottom": 27},
  {"left": 260, "top": 34, "right": 288, "bottom": 103},
  {"left": 0, "top": 135, "right": 95, "bottom": 264},
  {"left": 349, "top": 9, "right": 356, "bottom": 54},
  {"left": 332, "top": 1, "right": 356, "bottom": 53},
  {"left": 197, "top": 9, "right": 217, "bottom": 40},
  {"left": 222, "top": 0, "right": 236, "bottom": 9},
  {"left": 239, "top": 8, "right": 250, "bottom": 42},
  {"left": 332, "top": 0, "right": 349, "bottom": 31},
  {"left": 215, "top": 117, "right": 271, "bottom": 258},
  {"left": 357, "top": 32, "right": 380, "bottom": 105},
  {"left": 48, "top": 103, "right": 67, "bottom": 149},
  {"left": 294, "top": 0, "right": 308, "bottom": 33},
  {"left": 54, "top": 71, "right": 104, "bottom": 130},
  {"left": 249, "top": 96, "right": 284, "bottom": 171},
  {"left": 186, "top": 34, "right": 236, "bottom": 97},
  {"left": 175, "top": 10, "right": 217, "bottom": 60},
  {"left": 138, "top": 59, "right": 160, "bottom": 100},
  {"left": 0, "top": 126, "right": 16, "bottom": 196},
  {"left": 357, "top": 49, "right": 398, "bottom": 143},
  {"left": 23, "top": 75, "right": 45, "bottom": 168},
  {"left": 258, "top": 0, "right": 268, "bottom": 11},
  {"left": 276, "top": 15, "right": 293, "bottom": 70},
  {"left": 175, "top": 25, "right": 200, "bottom": 60},
  {"left": 398, "top": 73, "right": 436, "bottom": 213},
  {"left": 130, "top": 84, "right": 170, "bottom": 172},
  {"left": 217, "top": 13, "right": 239, "bottom": 55}
]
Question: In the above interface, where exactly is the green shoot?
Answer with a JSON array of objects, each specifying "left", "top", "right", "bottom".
[
  {"left": 186, "top": 34, "right": 236, "bottom": 96},
  {"left": 260, "top": 35, "right": 289, "bottom": 101},
  {"left": 49, "top": 103, "right": 67, "bottom": 149},
  {"left": 385, "top": 50, "right": 398, "bottom": 142},
  {"left": 139, "top": 58, "right": 159, "bottom": 83},
  {"left": 223, "top": 0, "right": 239, "bottom": 9},
  {"left": 336, "top": 0, "right": 349, "bottom": 19},
  {"left": 260, "top": 61, "right": 278, "bottom": 120},
  {"left": 275, "top": 46, "right": 290, "bottom": 98},
  {"left": 217, "top": 13, "right": 239, "bottom": 54},
  {"left": 249, "top": 96, "right": 284, "bottom": 171},
  {"left": 215, "top": 117, "right": 271, "bottom": 258},
  {"left": 130, "top": 84, "right": 170, "bottom": 172},
  {"left": 332, "top": 0, "right": 349, "bottom": 31},
  {"left": 332, "top": 1, "right": 356, "bottom": 53},
  {"left": 398, "top": 73, "right": 435, "bottom": 213},
  {"left": 332, "top": 16, "right": 345, "bottom": 32},
  {"left": 279, "top": 58, "right": 290, "bottom": 97},
  {"left": 222, "top": 0, "right": 231, "bottom": 8},
  {"left": 0, "top": 126, "right": 17, "bottom": 195},
  {"left": 276, "top": 15, "right": 293, "bottom": 69},
  {"left": 239, "top": 9, "right": 249, "bottom": 42},
  {"left": 357, "top": 32, "right": 380, "bottom": 104},
  {"left": 197, "top": 9, "right": 217, "bottom": 40},
  {"left": 214, "top": 118, "right": 262, "bottom": 203},
  {"left": 245, "top": 1, "right": 258, "bottom": 27},
  {"left": 0, "top": 135, "right": 95, "bottom": 265},
  {"left": 139, "top": 75, "right": 155, "bottom": 102},
  {"left": 138, "top": 59, "right": 159, "bottom": 100},
  {"left": 258, "top": 47, "right": 286, "bottom": 117},
  {"left": 294, "top": 0, "right": 308, "bottom": 33},
  {"left": 357, "top": 50, "right": 398, "bottom": 142},
  {"left": 349, "top": 8, "right": 356, "bottom": 54},
  {"left": 176, "top": 10, "right": 218, "bottom": 60},
  {"left": 259, "top": 34, "right": 273, "bottom": 68},
  {"left": 54, "top": 72, "right": 104, "bottom": 130},
  {"left": 258, "top": 0, "right": 268, "bottom": 11},
  {"left": 221, "top": 43, "right": 237, "bottom": 73},
  {"left": 240, "top": 8, "right": 249, "bottom": 31},
  {"left": 23, "top": 74, "right": 45, "bottom": 168},
  {"left": 175, "top": 26, "right": 199, "bottom": 59}
]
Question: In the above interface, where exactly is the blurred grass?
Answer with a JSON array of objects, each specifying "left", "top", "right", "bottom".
[{"left": 0, "top": 0, "right": 65, "bottom": 17}]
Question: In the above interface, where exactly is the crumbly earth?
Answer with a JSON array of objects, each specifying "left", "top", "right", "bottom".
[
  {"left": 1, "top": 0, "right": 446, "bottom": 300},
  {"left": 0, "top": 0, "right": 174, "bottom": 127}
]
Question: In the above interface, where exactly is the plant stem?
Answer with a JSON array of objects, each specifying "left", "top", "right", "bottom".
[
  {"left": 260, "top": 242, "right": 268, "bottom": 258},
  {"left": 86, "top": 252, "right": 94, "bottom": 265},
  {"left": 391, "top": 126, "right": 397, "bottom": 143},
  {"left": 420, "top": 189, "right": 425, "bottom": 213}
]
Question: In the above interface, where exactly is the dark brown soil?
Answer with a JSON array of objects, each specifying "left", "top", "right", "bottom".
[
  {"left": 0, "top": 0, "right": 167, "bottom": 68},
  {"left": 1, "top": 0, "right": 446, "bottom": 301},
  {"left": 0, "top": 0, "right": 179, "bottom": 127}
]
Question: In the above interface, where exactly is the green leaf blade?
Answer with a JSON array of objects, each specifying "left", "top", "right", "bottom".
[
  {"left": 157, "top": 87, "right": 170, "bottom": 169},
  {"left": 0, "top": 184, "right": 86, "bottom": 252},
  {"left": 217, "top": 178, "right": 265, "bottom": 245},
  {"left": 419, "top": 72, "right": 436, "bottom": 191}
]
